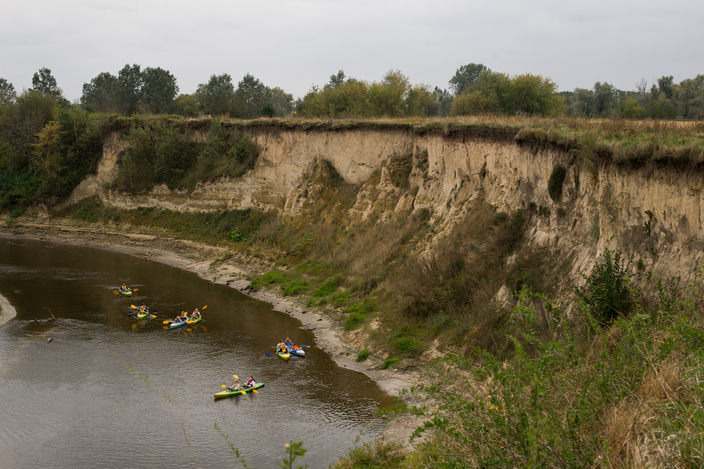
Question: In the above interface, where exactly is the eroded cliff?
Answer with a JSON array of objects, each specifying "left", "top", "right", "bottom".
[{"left": 61, "top": 125, "right": 704, "bottom": 307}]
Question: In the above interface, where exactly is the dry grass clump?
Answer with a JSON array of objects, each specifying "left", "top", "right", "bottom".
[{"left": 604, "top": 361, "right": 690, "bottom": 468}]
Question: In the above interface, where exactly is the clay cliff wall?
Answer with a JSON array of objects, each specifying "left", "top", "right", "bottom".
[{"left": 63, "top": 126, "right": 704, "bottom": 289}]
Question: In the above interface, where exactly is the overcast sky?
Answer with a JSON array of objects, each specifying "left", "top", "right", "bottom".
[{"left": 2, "top": 0, "right": 702, "bottom": 102}]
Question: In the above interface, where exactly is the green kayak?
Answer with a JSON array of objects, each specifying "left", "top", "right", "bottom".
[{"left": 214, "top": 382, "right": 265, "bottom": 399}]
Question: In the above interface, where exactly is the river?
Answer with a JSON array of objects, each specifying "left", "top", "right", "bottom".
[{"left": 0, "top": 238, "right": 394, "bottom": 468}]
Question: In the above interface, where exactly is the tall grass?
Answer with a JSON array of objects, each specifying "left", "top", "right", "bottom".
[{"left": 407, "top": 265, "right": 704, "bottom": 468}]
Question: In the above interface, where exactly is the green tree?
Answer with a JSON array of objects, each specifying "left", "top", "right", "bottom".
[
  {"left": 30, "top": 120, "right": 64, "bottom": 182},
  {"left": 433, "top": 87, "right": 453, "bottom": 116},
  {"left": 261, "top": 102, "right": 275, "bottom": 117},
  {"left": 308, "top": 78, "right": 372, "bottom": 117},
  {"left": 592, "top": 81, "right": 618, "bottom": 117},
  {"left": 0, "top": 78, "right": 17, "bottom": 107},
  {"left": 570, "top": 87, "right": 595, "bottom": 116},
  {"left": 644, "top": 93, "right": 678, "bottom": 119},
  {"left": 195, "top": 73, "right": 235, "bottom": 116},
  {"left": 171, "top": 93, "right": 198, "bottom": 117},
  {"left": 271, "top": 87, "right": 293, "bottom": 117},
  {"left": 448, "top": 63, "right": 489, "bottom": 96},
  {"left": 496, "top": 73, "right": 563, "bottom": 116},
  {"left": 233, "top": 74, "right": 272, "bottom": 118},
  {"left": 617, "top": 98, "right": 645, "bottom": 119},
  {"left": 451, "top": 89, "right": 500, "bottom": 115},
  {"left": 405, "top": 84, "right": 436, "bottom": 116},
  {"left": 368, "top": 69, "right": 410, "bottom": 117},
  {"left": 116, "top": 64, "right": 144, "bottom": 115},
  {"left": 141, "top": 67, "right": 179, "bottom": 114},
  {"left": 326, "top": 70, "right": 345, "bottom": 89},
  {"left": 81, "top": 72, "right": 118, "bottom": 113},
  {"left": 676, "top": 75, "right": 704, "bottom": 119},
  {"left": 0, "top": 89, "right": 58, "bottom": 164},
  {"left": 657, "top": 75, "right": 674, "bottom": 99},
  {"left": 32, "top": 67, "right": 60, "bottom": 97}
]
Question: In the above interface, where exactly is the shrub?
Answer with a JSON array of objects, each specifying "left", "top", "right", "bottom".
[
  {"left": 330, "top": 439, "right": 405, "bottom": 468},
  {"left": 226, "top": 228, "right": 246, "bottom": 242},
  {"left": 9, "top": 206, "right": 26, "bottom": 218},
  {"left": 547, "top": 164, "right": 567, "bottom": 201},
  {"left": 575, "top": 247, "right": 632, "bottom": 325},
  {"left": 356, "top": 348, "right": 370, "bottom": 361}
]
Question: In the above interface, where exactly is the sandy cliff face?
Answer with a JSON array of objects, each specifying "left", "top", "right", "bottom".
[{"left": 64, "top": 127, "right": 704, "bottom": 289}]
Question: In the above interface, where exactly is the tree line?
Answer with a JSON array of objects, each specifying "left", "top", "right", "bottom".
[{"left": 2, "top": 64, "right": 703, "bottom": 121}]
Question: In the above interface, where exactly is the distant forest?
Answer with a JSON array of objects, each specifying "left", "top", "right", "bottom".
[{"left": 1, "top": 63, "right": 702, "bottom": 120}]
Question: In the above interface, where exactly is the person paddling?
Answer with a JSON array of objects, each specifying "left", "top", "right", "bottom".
[
  {"left": 284, "top": 337, "right": 295, "bottom": 350},
  {"left": 121, "top": 283, "right": 132, "bottom": 293},
  {"left": 227, "top": 378, "right": 241, "bottom": 392},
  {"left": 191, "top": 308, "right": 200, "bottom": 320},
  {"left": 172, "top": 312, "right": 187, "bottom": 323},
  {"left": 276, "top": 340, "right": 288, "bottom": 354},
  {"left": 139, "top": 303, "right": 149, "bottom": 314},
  {"left": 244, "top": 376, "right": 256, "bottom": 388}
]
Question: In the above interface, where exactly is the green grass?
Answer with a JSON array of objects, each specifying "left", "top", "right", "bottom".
[
  {"left": 311, "top": 274, "right": 343, "bottom": 297},
  {"left": 344, "top": 297, "right": 377, "bottom": 331}
]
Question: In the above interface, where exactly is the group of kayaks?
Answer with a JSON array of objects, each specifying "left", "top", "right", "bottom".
[
  {"left": 118, "top": 284, "right": 204, "bottom": 330},
  {"left": 163, "top": 310, "right": 204, "bottom": 329},
  {"left": 274, "top": 339, "right": 307, "bottom": 361},
  {"left": 116, "top": 283, "right": 317, "bottom": 400}
]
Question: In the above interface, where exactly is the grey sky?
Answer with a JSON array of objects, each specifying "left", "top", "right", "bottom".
[{"left": 2, "top": 0, "right": 702, "bottom": 103}]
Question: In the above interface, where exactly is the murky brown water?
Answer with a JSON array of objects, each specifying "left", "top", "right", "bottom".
[{"left": 0, "top": 238, "right": 393, "bottom": 468}]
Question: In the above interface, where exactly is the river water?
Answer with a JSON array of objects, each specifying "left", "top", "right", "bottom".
[{"left": 0, "top": 238, "right": 394, "bottom": 468}]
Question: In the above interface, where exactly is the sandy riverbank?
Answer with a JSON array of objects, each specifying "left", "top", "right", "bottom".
[{"left": 0, "top": 291, "right": 17, "bottom": 327}]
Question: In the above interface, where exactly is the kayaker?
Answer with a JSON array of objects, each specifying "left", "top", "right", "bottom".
[
  {"left": 284, "top": 337, "right": 294, "bottom": 349},
  {"left": 121, "top": 283, "right": 131, "bottom": 292},
  {"left": 276, "top": 340, "right": 288, "bottom": 353},
  {"left": 244, "top": 376, "right": 256, "bottom": 388},
  {"left": 191, "top": 308, "right": 200, "bottom": 319},
  {"left": 139, "top": 303, "right": 148, "bottom": 313},
  {"left": 227, "top": 378, "right": 241, "bottom": 392}
]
